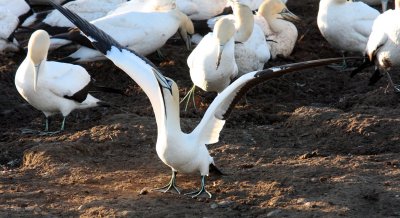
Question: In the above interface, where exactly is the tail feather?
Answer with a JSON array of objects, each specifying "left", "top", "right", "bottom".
[
  {"left": 209, "top": 163, "right": 224, "bottom": 176},
  {"left": 90, "top": 85, "right": 127, "bottom": 96},
  {"left": 351, "top": 57, "right": 374, "bottom": 78}
]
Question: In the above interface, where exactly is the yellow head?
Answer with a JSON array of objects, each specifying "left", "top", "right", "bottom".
[
  {"left": 27, "top": 30, "right": 50, "bottom": 91},
  {"left": 214, "top": 18, "right": 236, "bottom": 45},
  {"left": 258, "top": 0, "right": 301, "bottom": 23},
  {"left": 232, "top": 2, "right": 254, "bottom": 42},
  {"left": 176, "top": 10, "right": 194, "bottom": 50}
]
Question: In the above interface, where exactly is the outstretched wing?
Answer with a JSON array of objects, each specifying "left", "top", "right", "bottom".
[
  {"left": 191, "top": 57, "right": 361, "bottom": 145},
  {"left": 49, "top": 0, "right": 173, "bottom": 124}
]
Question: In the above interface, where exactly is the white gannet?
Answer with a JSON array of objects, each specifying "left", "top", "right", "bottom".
[
  {"left": 254, "top": 0, "right": 300, "bottom": 59},
  {"left": 50, "top": 1, "right": 355, "bottom": 198},
  {"left": 15, "top": 30, "right": 121, "bottom": 133},
  {"left": 49, "top": 5, "right": 194, "bottom": 63},
  {"left": 0, "top": 0, "right": 33, "bottom": 52},
  {"left": 356, "top": 0, "right": 391, "bottom": 12},
  {"left": 176, "top": 0, "right": 228, "bottom": 20},
  {"left": 0, "top": 0, "right": 32, "bottom": 24},
  {"left": 208, "top": 1, "right": 271, "bottom": 76},
  {"left": 0, "top": 8, "right": 21, "bottom": 53},
  {"left": 187, "top": 17, "right": 237, "bottom": 94},
  {"left": 317, "top": 0, "right": 380, "bottom": 66},
  {"left": 22, "top": 0, "right": 128, "bottom": 35},
  {"left": 352, "top": 0, "right": 400, "bottom": 92}
]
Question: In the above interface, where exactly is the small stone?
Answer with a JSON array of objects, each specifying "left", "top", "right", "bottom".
[
  {"left": 304, "top": 202, "right": 313, "bottom": 208},
  {"left": 311, "top": 178, "right": 318, "bottom": 182},
  {"left": 296, "top": 198, "right": 306, "bottom": 204},
  {"left": 139, "top": 188, "right": 148, "bottom": 195},
  {"left": 395, "top": 195, "right": 399, "bottom": 198},
  {"left": 217, "top": 200, "right": 233, "bottom": 208},
  {"left": 210, "top": 203, "right": 218, "bottom": 209},
  {"left": 267, "top": 209, "right": 282, "bottom": 217}
]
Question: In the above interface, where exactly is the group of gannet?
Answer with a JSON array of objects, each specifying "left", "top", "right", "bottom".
[
  {"left": 317, "top": 0, "right": 400, "bottom": 91},
  {"left": 6, "top": 0, "right": 399, "bottom": 199}
]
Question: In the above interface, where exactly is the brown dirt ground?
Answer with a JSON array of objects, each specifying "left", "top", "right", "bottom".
[{"left": 1, "top": 0, "right": 400, "bottom": 217}]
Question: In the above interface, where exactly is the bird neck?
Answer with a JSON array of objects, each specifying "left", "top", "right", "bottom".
[{"left": 233, "top": 4, "right": 254, "bottom": 42}]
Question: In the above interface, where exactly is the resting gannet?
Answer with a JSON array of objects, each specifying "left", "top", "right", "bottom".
[
  {"left": 352, "top": 0, "right": 400, "bottom": 92},
  {"left": 317, "top": 0, "right": 380, "bottom": 67},
  {"left": 15, "top": 30, "right": 122, "bottom": 133},
  {"left": 49, "top": 5, "right": 194, "bottom": 63},
  {"left": 255, "top": 0, "right": 300, "bottom": 59}
]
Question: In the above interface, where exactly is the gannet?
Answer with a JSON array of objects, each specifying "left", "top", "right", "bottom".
[
  {"left": 14, "top": 30, "right": 122, "bottom": 133},
  {"left": 187, "top": 17, "right": 237, "bottom": 94},
  {"left": 50, "top": 1, "right": 357, "bottom": 198},
  {"left": 0, "top": 8, "right": 21, "bottom": 53},
  {"left": 317, "top": 0, "right": 380, "bottom": 66},
  {"left": 0, "top": 0, "right": 33, "bottom": 52},
  {"left": 176, "top": 0, "right": 228, "bottom": 20},
  {"left": 208, "top": 1, "right": 270, "bottom": 76},
  {"left": 254, "top": 0, "right": 300, "bottom": 59},
  {"left": 352, "top": 0, "right": 400, "bottom": 92},
  {"left": 49, "top": 5, "right": 194, "bottom": 63},
  {"left": 21, "top": 0, "right": 128, "bottom": 35}
]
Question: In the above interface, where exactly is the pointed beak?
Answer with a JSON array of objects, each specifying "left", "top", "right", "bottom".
[
  {"left": 279, "top": 8, "right": 301, "bottom": 23},
  {"left": 178, "top": 27, "right": 192, "bottom": 50},
  {"left": 33, "top": 63, "right": 40, "bottom": 92}
]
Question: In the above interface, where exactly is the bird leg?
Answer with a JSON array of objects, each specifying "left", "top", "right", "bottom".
[
  {"left": 154, "top": 170, "right": 181, "bottom": 194},
  {"left": 328, "top": 52, "right": 348, "bottom": 71},
  {"left": 180, "top": 84, "right": 197, "bottom": 111},
  {"left": 60, "top": 116, "right": 66, "bottom": 131},
  {"left": 184, "top": 175, "right": 212, "bottom": 198},
  {"left": 385, "top": 71, "right": 400, "bottom": 93},
  {"left": 21, "top": 117, "right": 52, "bottom": 135}
]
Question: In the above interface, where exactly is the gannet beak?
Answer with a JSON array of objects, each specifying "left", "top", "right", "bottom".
[
  {"left": 178, "top": 27, "right": 192, "bottom": 50},
  {"left": 216, "top": 45, "right": 224, "bottom": 70},
  {"left": 33, "top": 63, "right": 40, "bottom": 92},
  {"left": 279, "top": 8, "right": 301, "bottom": 23},
  {"left": 368, "top": 51, "right": 374, "bottom": 62}
]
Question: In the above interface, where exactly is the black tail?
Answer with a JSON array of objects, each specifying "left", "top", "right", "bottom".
[
  {"left": 368, "top": 67, "right": 383, "bottom": 86},
  {"left": 96, "top": 101, "right": 111, "bottom": 107},
  {"left": 90, "top": 84, "right": 127, "bottom": 96},
  {"left": 209, "top": 163, "right": 224, "bottom": 176},
  {"left": 351, "top": 57, "right": 374, "bottom": 78}
]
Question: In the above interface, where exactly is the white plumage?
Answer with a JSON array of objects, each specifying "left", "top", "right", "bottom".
[
  {"left": 254, "top": 0, "right": 299, "bottom": 59},
  {"left": 15, "top": 30, "right": 102, "bottom": 132},
  {"left": 208, "top": 2, "right": 270, "bottom": 76},
  {"left": 176, "top": 0, "right": 228, "bottom": 20},
  {"left": 317, "top": 0, "right": 380, "bottom": 55},
  {"left": 0, "top": 0, "right": 32, "bottom": 52},
  {"left": 365, "top": 0, "right": 400, "bottom": 91},
  {"left": 50, "top": 1, "right": 352, "bottom": 198},
  {"left": 0, "top": 8, "right": 20, "bottom": 52},
  {"left": 22, "top": 0, "right": 128, "bottom": 32},
  {"left": 187, "top": 17, "right": 238, "bottom": 93},
  {"left": 50, "top": 6, "right": 194, "bottom": 62}
]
